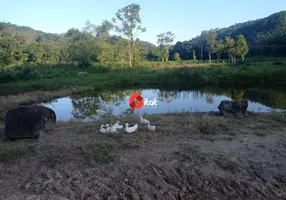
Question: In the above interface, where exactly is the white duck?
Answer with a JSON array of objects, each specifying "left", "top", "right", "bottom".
[
  {"left": 124, "top": 123, "right": 138, "bottom": 133},
  {"left": 106, "top": 124, "right": 118, "bottom": 134},
  {"left": 99, "top": 125, "right": 108, "bottom": 134},
  {"left": 140, "top": 115, "right": 150, "bottom": 125},
  {"left": 114, "top": 120, "right": 123, "bottom": 129},
  {"left": 147, "top": 122, "right": 156, "bottom": 132}
]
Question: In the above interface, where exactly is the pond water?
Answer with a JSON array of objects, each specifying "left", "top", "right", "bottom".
[{"left": 40, "top": 88, "right": 286, "bottom": 121}]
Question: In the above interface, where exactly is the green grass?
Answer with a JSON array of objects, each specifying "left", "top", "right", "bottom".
[
  {"left": 269, "top": 112, "right": 286, "bottom": 123},
  {"left": 84, "top": 141, "right": 120, "bottom": 166},
  {"left": 0, "top": 144, "right": 35, "bottom": 163},
  {"left": 191, "top": 115, "right": 233, "bottom": 135},
  {"left": 0, "top": 112, "right": 283, "bottom": 167},
  {"left": 0, "top": 60, "right": 286, "bottom": 95}
]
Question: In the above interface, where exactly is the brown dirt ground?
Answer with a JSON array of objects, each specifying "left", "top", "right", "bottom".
[{"left": 0, "top": 111, "right": 286, "bottom": 200}]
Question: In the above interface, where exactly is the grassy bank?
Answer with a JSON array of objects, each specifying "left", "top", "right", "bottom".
[
  {"left": 1, "top": 111, "right": 286, "bottom": 168},
  {"left": 0, "top": 60, "right": 286, "bottom": 95},
  {"left": 0, "top": 112, "right": 286, "bottom": 199}
]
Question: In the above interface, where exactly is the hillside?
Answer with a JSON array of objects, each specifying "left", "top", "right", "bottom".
[
  {"left": 0, "top": 22, "right": 62, "bottom": 44},
  {"left": 1, "top": 11, "right": 285, "bottom": 65},
  {"left": 171, "top": 11, "right": 286, "bottom": 60},
  {"left": 215, "top": 11, "right": 286, "bottom": 45},
  {"left": 0, "top": 21, "right": 158, "bottom": 67}
]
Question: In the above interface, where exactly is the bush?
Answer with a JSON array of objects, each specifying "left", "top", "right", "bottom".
[
  {"left": 23, "top": 66, "right": 33, "bottom": 74},
  {"left": 0, "top": 67, "right": 37, "bottom": 83},
  {"left": 272, "top": 61, "right": 284, "bottom": 66},
  {"left": 235, "top": 60, "right": 251, "bottom": 66},
  {"left": 173, "top": 53, "right": 181, "bottom": 61}
]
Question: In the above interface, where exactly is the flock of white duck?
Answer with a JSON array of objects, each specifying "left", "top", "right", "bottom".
[{"left": 99, "top": 115, "right": 156, "bottom": 134}]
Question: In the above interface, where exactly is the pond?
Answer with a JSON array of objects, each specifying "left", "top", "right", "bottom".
[{"left": 39, "top": 88, "right": 286, "bottom": 121}]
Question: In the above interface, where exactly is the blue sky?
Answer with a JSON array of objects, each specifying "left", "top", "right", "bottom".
[{"left": 1, "top": 0, "right": 285, "bottom": 45}]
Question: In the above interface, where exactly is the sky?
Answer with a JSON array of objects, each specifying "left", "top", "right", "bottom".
[{"left": 1, "top": 0, "right": 285, "bottom": 45}]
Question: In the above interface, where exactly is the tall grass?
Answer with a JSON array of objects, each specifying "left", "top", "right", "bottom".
[{"left": 0, "top": 60, "right": 285, "bottom": 95}]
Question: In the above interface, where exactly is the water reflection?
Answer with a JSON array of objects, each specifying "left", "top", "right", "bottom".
[
  {"left": 156, "top": 90, "right": 183, "bottom": 103},
  {"left": 205, "top": 94, "right": 214, "bottom": 104},
  {"left": 71, "top": 96, "right": 104, "bottom": 119},
  {"left": 68, "top": 90, "right": 135, "bottom": 120},
  {"left": 41, "top": 88, "right": 286, "bottom": 121}
]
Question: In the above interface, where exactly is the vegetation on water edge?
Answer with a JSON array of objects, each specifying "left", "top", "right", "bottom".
[
  {"left": 0, "top": 3, "right": 285, "bottom": 97},
  {"left": 1, "top": 84, "right": 286, "bottom": 124},
  {"left": 0, "top": 60, "right": 286, "bottom": 95}
]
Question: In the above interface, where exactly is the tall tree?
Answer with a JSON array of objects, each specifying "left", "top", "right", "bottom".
[
  {"left": 0, "top": 35, "right": 23, "bottom": 66},
  {"left": 214, "top": 39, "right": 224, "bottom": 60},
  {"left": 173, "top": 52, "right": 181, "bottom": 61},
  {"left": 192, "top": 50, "right": 197, "bottom": 60},
  {"left": 146, "top": 46, "right": 160, "bottom": 61},
  {"left": 68, "top": 39, "right": 99, "bottom": 68},
  {"left": 82, "top": 20, "right": 97, "bottom": 37},
  {"left": 205, "top": 30, "right": 217, "bottom": 63},
  {"left": 200, "top": 31, "right": 208, "bottom": 61},
  {"left": 94, "top": 20, "right": 114, "bottom": 63},
  {"left": 96, "top": 20, "right": 114, "bottom": 39},
  {"left": 157, "top": 31, "right": 175, "bottom": 62},
  {"left": 65, "top": 28, "right": 92, "bottom": 42},
  {"left": 25, "top": 43, "right": 44, "bottom": 63},
  {"left": 224, "top": 37, "right": 236, "bottom": 63},
  {"left": 235, "top": 34, "right": 249, "bottom": 61},
  {"left": 112, "top": 3, "right": 146, "bottom": 67}
]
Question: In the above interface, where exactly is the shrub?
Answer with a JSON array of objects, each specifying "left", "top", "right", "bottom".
[{"left": 272, "top": 61, "right": 284, "bottom": 66}]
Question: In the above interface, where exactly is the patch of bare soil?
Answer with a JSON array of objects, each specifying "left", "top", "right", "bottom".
[{"left": 0, "top": 112, "right": 286, "bottom": 200}]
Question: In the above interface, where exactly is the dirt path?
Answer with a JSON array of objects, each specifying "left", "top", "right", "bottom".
[{"left": 0, "top": 112, "right": 286, "bottom": 200}]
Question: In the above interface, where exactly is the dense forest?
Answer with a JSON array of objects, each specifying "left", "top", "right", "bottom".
[
  {"left": 0, "top": 20, "right": 160, "bottom": 68},
  {"left": 0, "top": 7, "right": 285, "bottom": 68},
  {"left": 171, "top": 11, "right": 286, "bottom": 60}
]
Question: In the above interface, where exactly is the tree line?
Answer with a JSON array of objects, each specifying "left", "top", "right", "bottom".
[
  {"left": 171, "top": 30, "right": 249, "bottom": 63},
  {"left": 0, "top": 3, "right": 177, "bottom": 68},
  {"left": 0, "top": 5, "right": 285, "bottom": 68},
  {"left": 204, "top": 30, "right": 248, "bottom": 63},
  {"left": 171, "top": 11, "right": 286, "bottom": 60}
]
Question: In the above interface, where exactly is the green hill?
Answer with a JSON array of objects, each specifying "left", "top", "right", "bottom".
[
  {"left": 0, "top": 22, "right": 62, "bottom": 44},
  {"left": 215, "top": 11, "right": 286, "bottom": 45},
  {"left": 0, "top": 21, "right": 158, "bottom": 67},
  {"left": 1, "top": 11, "right": 285, "bottom": 66},
  {"left": 171, "top": 11, "right": 286, "bottom": 60}
]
